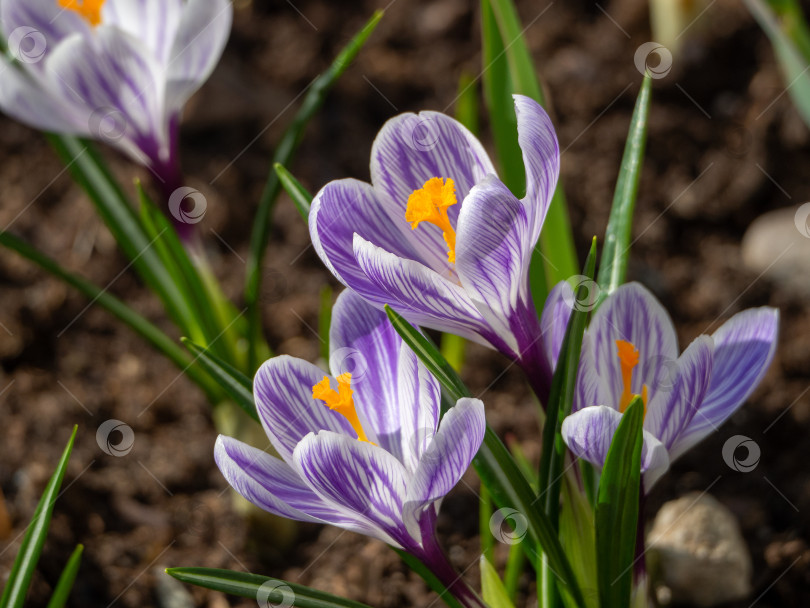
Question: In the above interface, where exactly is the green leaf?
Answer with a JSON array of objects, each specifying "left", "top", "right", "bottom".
[
  {"left": 536, "top": 238, "right": 597, "bottom": 608},
  {"left": 480, "top": 555, "right": 516, "bottom": 608},
  {"left": 485, "top": 0, "right": 579, "bottom": 288},
  {"left": 275, "top": 163, "right": 314, "bottom": 222},
  {"left": 166, "top": 568, "right": 373, "bottom": 608},
  {"left": 47, "top": 135, "right": 195, "bottom": 331},
  {"left": 245, "top": 10, "right": 383, "bottom": 371},
  {"left": 1, "top": 426, "right": 77, "bottom": 608},
  {"left": 596, "top": 77, "right": 651, "bottom": 303},
  {"left": 394, "top": 550, "right": 463, "bottom": 608},
  {"left": 0, "top": 231, "right": 219, "bottom": 402},
  {"left": 384, "top": 306, "right": 586, "bottom": 608},
  {"left": 559, "top": 477, "right": 598, "bottom": 608},
  {"left": 45, "top": 544, "right": 83, "bottom": 608},
  {"left": 595, "top": 397, "right": 644, "bottom": 608},
  {"left": 181, "top": 339, "right": 258, "bottom": 421}
]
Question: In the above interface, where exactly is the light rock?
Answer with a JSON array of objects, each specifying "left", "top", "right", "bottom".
[
  {"left": 742, "top": 205, "right": 810, "bottom": 297},
  {"left": 647, "top": 493, "right": 752, "bottom": 606}
]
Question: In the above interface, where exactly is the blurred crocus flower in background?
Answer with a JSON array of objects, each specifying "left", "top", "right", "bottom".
[
  {"left": 0, "top": 0, "right": 232, "bottom": 229},
  {"left": 215, "top": 290, "right": 487, "bottom": 607},
  {"left": 309, "top": 95, "right": 566, "bottom": 403},
  {"left": 561, "top": 282, "right": 779, "bottom": 490}
]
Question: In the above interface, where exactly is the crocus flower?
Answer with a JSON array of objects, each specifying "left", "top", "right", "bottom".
[
  {"left": 561, "top": 282, "right": 778, "bottom": 490},
  {"left": 0, "top": 0, "right": 232, "bottom": 222},
  {"left": 309, "top": 95, "right": 564, "bottom": 402},
  {"left": 215, "top": 290, "right": 487, "bottom": 607}
]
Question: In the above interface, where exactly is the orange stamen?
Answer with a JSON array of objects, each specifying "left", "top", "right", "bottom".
[
  {"left": 405, "top": 177, "right": 458, "bottom": 264},
  {"left": 58, "top": 0, "right": 105, "bottom": 26},
  {"left": 615, "top": 340, "right": 648, "bottom": 416},
  {"left": 312, "top": 373, "right": 372, "bottom": 443}
]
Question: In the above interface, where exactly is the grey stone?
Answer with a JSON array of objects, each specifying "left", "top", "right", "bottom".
[
  {"left": 647, "top": 493, "right": 752, "bottom": 606},
  {"left": 742, "top": 205, "right": 810, "bottom": 297}
]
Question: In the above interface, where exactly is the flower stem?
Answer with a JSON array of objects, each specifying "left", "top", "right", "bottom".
[{"left": 417, "top": 532, "right": 487, "bottom": 608}]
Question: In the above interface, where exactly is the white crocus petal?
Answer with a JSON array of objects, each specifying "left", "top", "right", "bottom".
[{"left": 102, "top": 0, "right": 184, "bottom": 65}]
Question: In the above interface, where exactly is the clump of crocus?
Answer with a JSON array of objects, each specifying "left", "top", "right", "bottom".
[
  {"left": 215, "top": 290, "right": 487, "bottom": 607},
  {"left": 0, "top": 0, "right": 232, "bottom": 236},
  {"left": 309, "top": 95, "right": 566, "bottom": 402},
  {"left": 562, "top": 282, "right": 779, "bottom": 490}
]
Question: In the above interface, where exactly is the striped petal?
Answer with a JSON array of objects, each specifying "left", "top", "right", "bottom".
[
  {"left": 403, "top": 398, "right": 485, "bottom": 539},
  {"left": 540, "top": 281, "right": 575, "bottom": 369},
  {"left": 395, "top": 344, "right": 441, "bottom": 473},
  {"left": 574, "top": 333, "right": 612, "bottom": 413},
  {"left": 165, "top": 0, "right": 233, "bottom": 112},
  {"left": 294, "top": 431, "right": 411, "bottom": 547},
  {"left": 102, "top": 0, "right": 183, "bottom": 65},
  {"left": 253, "top": 356, "right": 355, "bottom": 463},
  {"left": 670, "top": 307, "right": 779, "bottom": 460},
  {"left": 587, "top": 283, "right": 679, "bottom": 406},
  {"left": 1, "top": 0, "right": 91, "bottom": 55},
  {"left": 514, "top": 95, "right": 560, "bottom": 239},
  {"left": 644, "top": 336, "right": 713, "bottom": 449},
  {"left": 352, "top": 234, "right": 496, "bottom": 348},
  {"left": 561, "top": 405, "right": 671, "bottom": 490},
  {"left": 455, "top": 175, "right": 531, "bottom": 355}
]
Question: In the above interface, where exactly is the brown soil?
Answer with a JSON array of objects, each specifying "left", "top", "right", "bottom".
[{"left": 1, "top": 0, "right": 809, "bottom": 606}]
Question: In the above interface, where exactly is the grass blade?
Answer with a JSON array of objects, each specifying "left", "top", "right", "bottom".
[
  {"left": 45, "top": 544, "right": 83, "bottom": 608},
  {"left": 595, "top": 397, "right": 644, "bottom": 608},
  {"left": 480, "top": 555, "right": 516, "bottom": 608},
  {"left": 166, "top": 568, "right": 372, "bottom": 608},
  {"left": 275, "top": 162, "right": 314, "bottom": 222},
  {"left": 245, "top": 11, "right": 383, "bottom": 371},
  {"left": 596, "top": 77, "right": 651, "bottom": 303},
  {"left": 1, "top": 426, "right": 77, "bottom": 608}
]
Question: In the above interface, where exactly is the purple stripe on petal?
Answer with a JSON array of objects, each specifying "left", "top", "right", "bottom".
[
  {"left": 370, "top": 110, "right": 496, "bottom": 233},
  {"left": 352, "top": 234, "right": 496, "bottom": 348},
  {"left": 294, "top": 431, "right": 410, "bottom": 547},
  {"left": 645, "top": 336, "right": 713, "bottom": 449},
  {"left": 540, "top": 281, "right": 575, "bottom": 370},
  {"left": 588, "top": 283, "right": 679, "bottom": 406},
  {"left": 514, "top": 95, "right": 560, "bottom": 240},
  {"left": 573, "top": 334, "right": 612, "bottom": 413},
  {"left": 455, "top": 175, "right": 531, "bottom": 355},
  {"left": 1, "top": 0, "right": 91, "bottom": 56},
  {"left": 253, "top": 356, "right": 355, "bottom": 462},
  {"left": 103, "top": 0, "right": 183, "bottom": 65},
  {"left": 671, "top": 307, "right": 779, "bottom": 461},
  {"left": 402, "top": 398, "right": 485, "bottom": 539},
  {"left": 561, "top": 405, "right": 671, "bottom": 491},
  {"left": 396, "top": 343, "right": 441, "bottom": 472},
  {"left": 329, "top": 289, "right": 405, "bottom": 458}
]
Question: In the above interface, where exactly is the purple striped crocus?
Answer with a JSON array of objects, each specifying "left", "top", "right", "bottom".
[
  {"left": 215, "top": 290, "right": 487, "bottom": 607},
  {"left": 561, "top": 282, "right": 779, "bottom": 490},
  {"left": 309, "top": 95, "right": 564, "bottom": 402},
  {"left": 0, "top": 0, "right": 231, "bottom": 233}
]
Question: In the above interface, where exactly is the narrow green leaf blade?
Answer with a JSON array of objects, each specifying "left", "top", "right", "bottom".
[
  {"left": 181, "top": 339, "right": 258, "bottom": 421},
  {"left": 45, "top": 544, "right": 83, "bottom": 608},
  {"left": 559, "top": 477, "right": 598, "bottom": 608},
  {"left": 596, "top": 77, "right": 651, "bottom": 302},
  {"left": 595, "top": 397, "right": 644, "bottom": 608},
  {"left": 480, "top": 555, "right": 516, "bottom": 608},
  {"left": 275, "top": 162, "right": 313, "bottom": 222},
  {"left": 245, "top": 10, "right": 383, "bottom": 371},
  {"left": 166, "top": 568, "right": 373, "bottom": 608},
  {"left": 1, "top": 426, "right": 77, "bottom": 608}
]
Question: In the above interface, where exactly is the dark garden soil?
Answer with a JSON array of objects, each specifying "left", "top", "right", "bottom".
[{"left": 0, "top": 0, "right": 809, "bottom": 606}]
